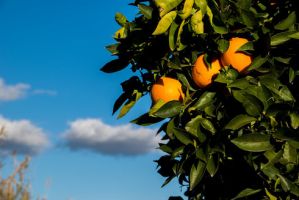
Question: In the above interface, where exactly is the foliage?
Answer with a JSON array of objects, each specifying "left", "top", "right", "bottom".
[{"left": 103, "top": 0, "right": 299, "bottom": 199}]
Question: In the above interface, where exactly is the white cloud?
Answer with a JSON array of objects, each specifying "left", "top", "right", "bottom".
[
  {"left": 0, "top": 78, "right": 30, "bottom": 101},
  {"left": 62, "top": 118, "right": 160, "bottom": 156},
  {"left": 0, "top": 116, "right": 50, "bottom": 155}
]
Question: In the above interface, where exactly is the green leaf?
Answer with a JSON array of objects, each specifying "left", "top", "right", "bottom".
[
  {"left": 270, "top": 31, "right": 296, "bottom": 46},
  {"left": 118, "top": 90, "right": 142, "bottom": 118},
  {"left": 247, "top": 56, "right": 268, "bottom": 71},
  {"left": 131, "top": 113, "right": 163, "bottom": 126},
  {"left": 154, "top": 0, "right": 183, "bottom": 17},
  {"left": 176, "top": 19, "right": 186, "bottom": 51},
  {"left": 115, "top": 12, "right": 127, "bottom": 26},
  {"left": 259, "top": 75, "right": 294, "bottom": 102},
  {"left": 200, "top": 118, "right": 216, "bottom": 135},
  {"left": 231, "top": 188, "right": 262, "bottom": 200},
  {"left": 190, "top": 160, "right": 206, "bottom": 191},
  {"left": 289, "top": 32, "right": 299, "bottom": 39},
  {"left": 191, "top": 10, "right": 204, "bottom": 34},
  {"left": 239, "top": 9, "right": 257, "bottom": 28},
  {"left": 179, "top": 0, "right": 194, "bottom": 19},
  {"left": 192, "top": 92, "right": 216, "bottom": 111},
  {"left": 228, "top": 78, "right": 250, "bottom": 89},
  {"left": 173, "top": 128, "right": 193, "bottom": 145},
  {"left": 289, "top": 67, "right": 295, "bottom": 83},
  {"left": 105, "top": 43, "right": 119, "bottom": 55},
  {"left": 290, "top": 112, "right": 299, "bottom": 129},
  {"left": 265, "top": 188, "right": 277, "bottom": 200},
  {"left": 274, "top": 11, "right": 296, "bottom": 30},
  {"left": 168, "top": 20, "right": 179, "bottom": 51},
  {"left": 113, "top": 92, "right": 128, "bottom": 114},
  {"left": 207, "top": 154, "right": 218, "bottom": 177},
  {"left": 185, "top": 115, "right": 202, "bottom": 137},
  {"left": 224, "top": 114, "right": 256, "bottom": 130},
  {"left": 100, "top": 58, "right": 128, "bottom": 73},
  {"left": 153, "top": 100, "right": 182, "bottom": 118},
  {"left": 153, "top": 11, "right": 177, "bottom": 35},
  {"left": 282, "top": 142, "right": 297, "bottom": 169},
  {"left": 231, "top": 133, "right": 272, "bottom": 152},
  {"left": 206, "top": 6, "right": 227, "bottom": 34},
  {"left": 217, "top": 39, "right": 229, "bottom": 53},
  {"left": 138, "top": 4, "right": 153, "bottom": 19},
  {"left": 194, "top": 0, "right": 207, "bottom": 15},
  {"left": 232, "top": 90, "right": 263, "bottom": 116}
]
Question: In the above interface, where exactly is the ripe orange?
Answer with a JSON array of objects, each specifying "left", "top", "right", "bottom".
[
  {"left": 221, "top": 37, "right": 252, "bottom": 73},
  {"left": 192, "top": 54, "right": 222, "bottom": 88},
  {"left": 151, "top": 77, "right": 185, "bottom": 104}
]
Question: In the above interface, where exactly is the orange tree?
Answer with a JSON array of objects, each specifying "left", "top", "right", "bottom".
[{"left": 102, "top": 0, "right": 299, "bottom": 199}]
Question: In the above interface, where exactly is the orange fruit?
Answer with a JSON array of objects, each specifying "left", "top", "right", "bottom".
[
  {"left": 221, "top": 37, "right": 253, "bottom": 73},
  {"left": 192, "top": 54, "right": 222, "bottom": 88},
  {"left": 151, "top": 77, "right": 185, "bottom": 104}
]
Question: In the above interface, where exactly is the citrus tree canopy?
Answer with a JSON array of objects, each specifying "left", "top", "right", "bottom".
[{"left": 102, "top": 0, "right": 299, "bottom": 199}]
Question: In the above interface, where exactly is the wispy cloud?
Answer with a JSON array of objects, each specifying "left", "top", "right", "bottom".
[
  {"left": 32, "top": 89, "right": 57, "bottom": 96},
  {"left": 62, "top": 118, "right": 160, "bottom": 156},
  {"left": 0, "top": 78, "right": 30, "bottom": 101},
  {"left": 0, "top": 116, "right": 50, "bottom": 155}
]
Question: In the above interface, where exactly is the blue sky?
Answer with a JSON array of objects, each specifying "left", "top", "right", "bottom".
[{"left": 0, "top": 0, "right": 185, "bottom": 199}]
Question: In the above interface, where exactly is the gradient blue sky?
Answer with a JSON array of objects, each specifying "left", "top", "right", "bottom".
[{"left": 0, "top": 0, "right": 185, "bottom": 199}]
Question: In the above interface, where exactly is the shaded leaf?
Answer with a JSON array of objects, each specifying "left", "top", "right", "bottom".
[
  {"left": 100, "top": 58, "right": 129, "bottom": 73},
  {"left": 231, "top": 133, "right": 272, "bottom": 152},
  {"left": 153, "top": 100, "right": 182, "bottom": 118},
  {"left": 138, "top": 4, "right": 153, "bottom": 19},
  {"left": 290, "top": 112, "right": 299, "bottom": 129},
  {"left": 190, "top": 160, "right": 206, "bottom": 191},
  {"left": 224, "top": 114, "right": 256, "bottom": 130},
  {"left": 274, "top": 11, "right": 296, "bottom": 30},
  {"left": 231, "top": 188, "right": 262, "bottom": 200},
  {"left": 173, "top": 128, "right": 193, "bottom": 145}
]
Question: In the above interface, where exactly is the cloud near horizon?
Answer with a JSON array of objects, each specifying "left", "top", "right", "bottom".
[
  {"left": 0, "top": 116, "right": 50, "bottom": 155},
  {"left": 62, "top": 118, "right": 160, "bottom": 156},
  {"left": 0, "top": 78, "right": 30, "bottom": 101}
]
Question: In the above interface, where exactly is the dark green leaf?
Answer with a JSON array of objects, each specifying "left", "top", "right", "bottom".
[
  {"left": 200, "top": 118, "right": 216, "bottom": 135},
  {"left": 231, "top": 133, "right": 272, "bottom": 152},
  {"left": 207, "top": 154, "right": 218, "bottom": 177},
  {"left": 190, "top": 160, "right": 206, "bottom": 191},
  {"left": 270, "top": 31, "right": 296, "bottom": 46},
  {"left": 173, "top": 128, "right": 193, "bottom": 145},
  {"left": 233, "top": 90, "right": 263, "bottom": 116},
  {"left": 153, "top": 100, "right": 182, "bottom": 118},
  {"left": 274, "top": 11, "right": 296, "bottom": 30},
  {"left": 113, "top": 92, "right": 128, "bottom": 114},
  {"left": 131, "top": 113, "right": 163, "bottom": 126},
  {"left": 100, "top": 58, "right": 129, "bottom": 73},
  {"left": 138, "top": 4, "right": 153, "bottom": 19},
  {"left": 224, "top": 114, "right": 256, "bottom": 130},
  {"left": 168, "top": 20, "right": 179, "bottom": 51},
  {"left": 290, "top": 112, "right": 299, "bottom": 129},
  {"left": 239, "top": 9, "right": 257, "bottom": 28},
  {"left": 247, "top": 56, "right": 268, "bottom": 71},
  {"left": 228, "top": 79, "right": 250, "bottom": 89},
  {"left": 118, "top": 90, "right": 142, "bottom": 118},
  {"left": 231, "top": 188, "right": 262, "bottom": 200},
  {"left": 217, "top": 39, "right": 229, "bottom": 53},
  {"left": 289, "top": 67, "right": 295, "bottom": 83},
  {"left": 192, "top": 92, "right": 216, "bottom": 110}
]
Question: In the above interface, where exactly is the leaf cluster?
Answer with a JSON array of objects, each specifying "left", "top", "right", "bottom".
[{"left": 102, "top": 0, "right": 299, "bottom": 199}]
